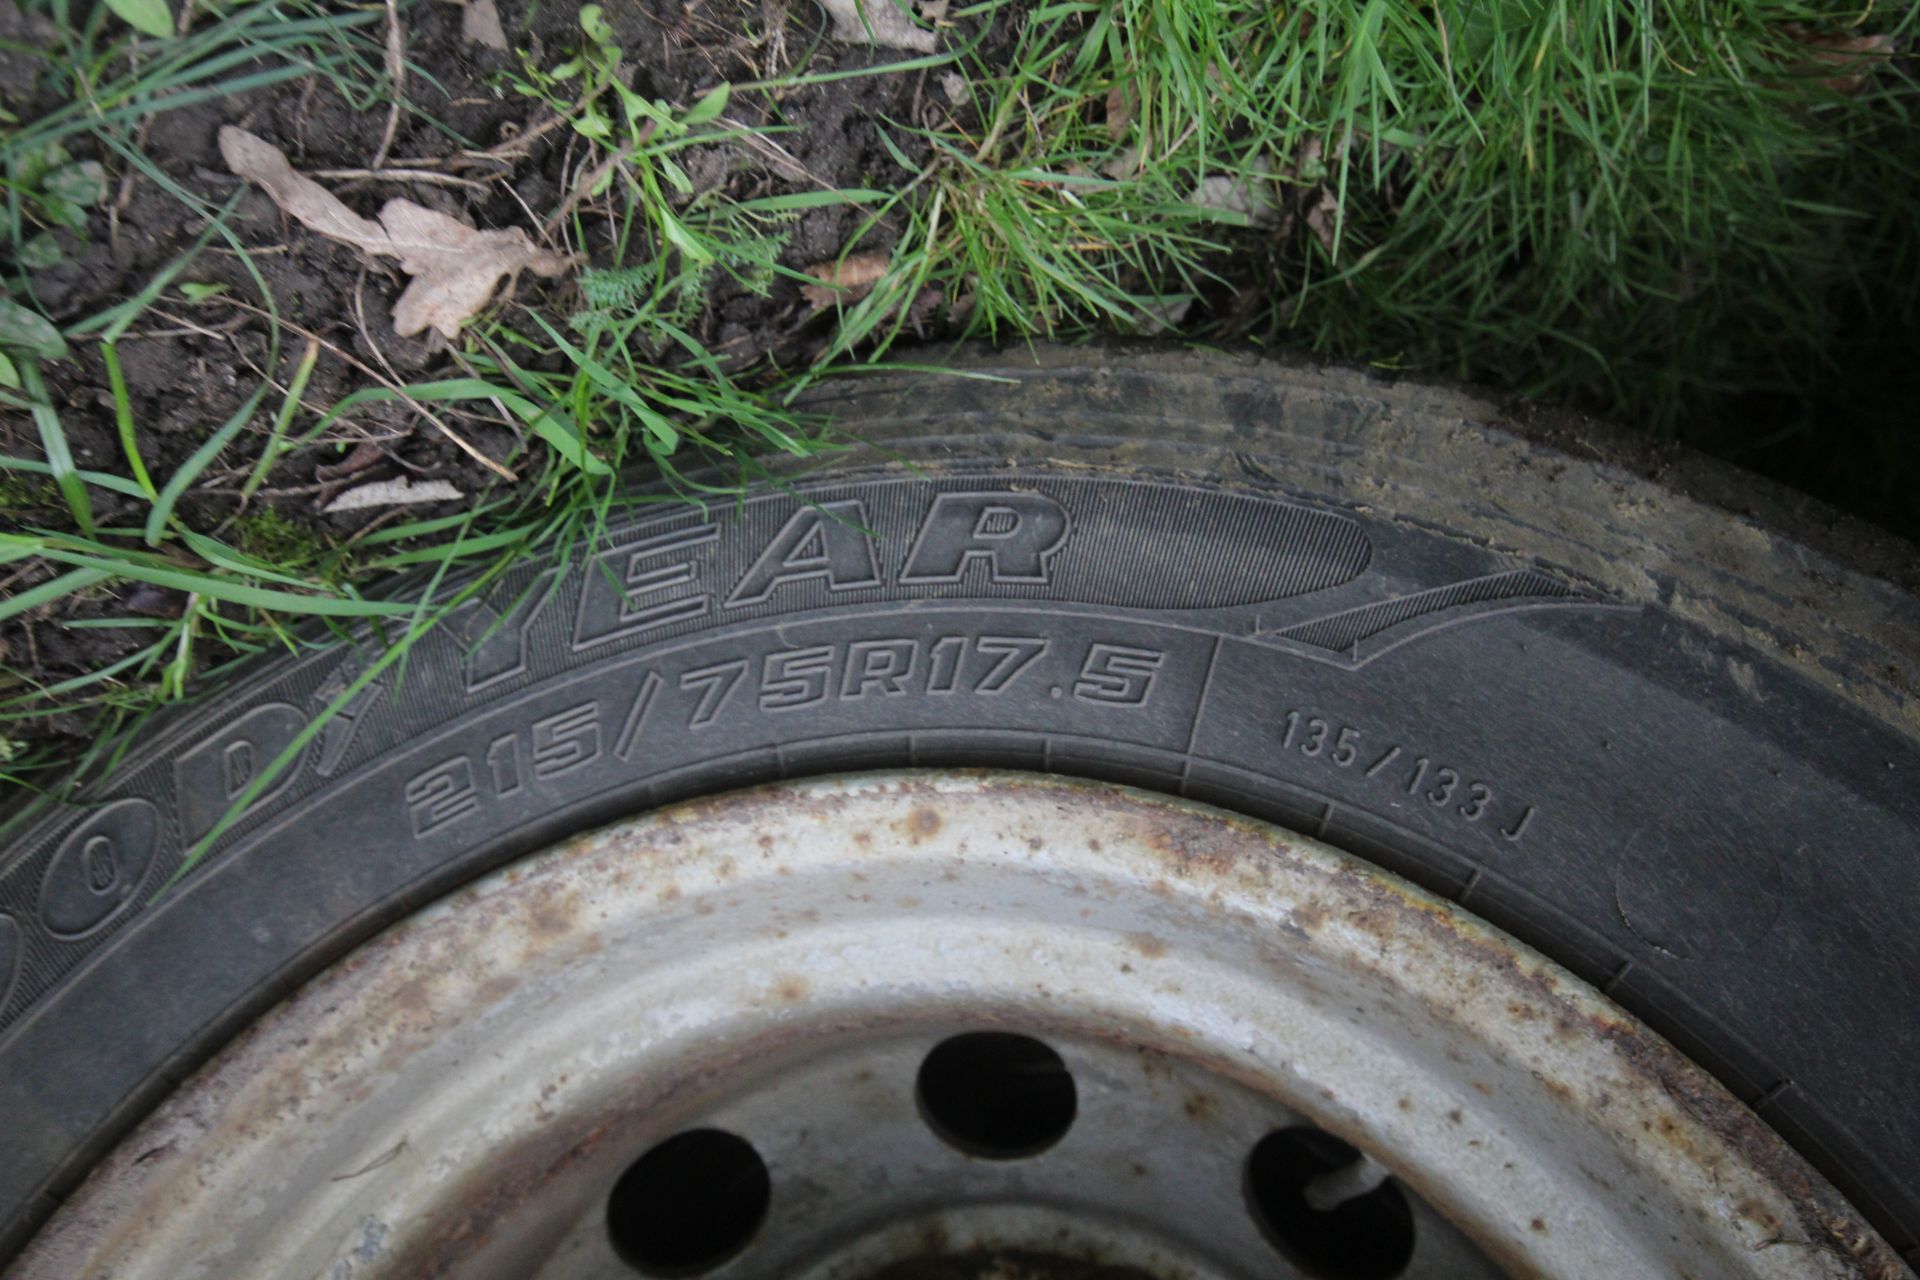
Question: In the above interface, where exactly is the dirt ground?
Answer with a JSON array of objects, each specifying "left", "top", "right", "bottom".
[
  {"left": 14, "top": 0, "right": 979, "bottom": 486},
  {"left": 0, "top": 0, "right": 1030, "bottom": 735}
]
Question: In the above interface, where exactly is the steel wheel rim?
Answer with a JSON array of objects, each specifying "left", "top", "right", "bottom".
[{"left": 15, "top": 772, "right": 1894, "bottom": 1279}]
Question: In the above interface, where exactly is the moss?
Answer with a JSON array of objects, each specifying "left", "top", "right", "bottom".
[
  {"left": 0, "top": 474, "right": 58, "bottom": 513},
  {"left": 230, "top": 506, "right": 329, "bottom": 567}
]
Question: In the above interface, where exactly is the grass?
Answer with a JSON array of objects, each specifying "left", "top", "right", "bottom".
[
  {"left": 1, "top": 0, "right": 382, "bottom": 790},
  {"left": 1, "top": 0, "right": 1916, "bottom": 848},
  {"left": 1260, "top": 3, "right": 1920, "bottom": 446},
  {"left": 813, "top": 0, "right": 1920, "bottom": 455}
]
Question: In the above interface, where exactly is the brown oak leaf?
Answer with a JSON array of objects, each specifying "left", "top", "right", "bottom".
[{"left": 220, "top": 126, "right": 569, "bottom": 338}]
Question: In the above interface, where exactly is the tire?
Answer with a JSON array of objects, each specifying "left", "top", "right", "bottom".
[{"left": 2, "top": 345, "right": 1916, "bottom": 1265}]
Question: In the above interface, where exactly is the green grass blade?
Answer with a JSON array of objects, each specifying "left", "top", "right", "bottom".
[
  {"left": 143, "top": 379, "right": 267, "bottom": 545},
  {"left": 16, "top": 359, "right": 95, "bottom": 536},
  {"left": 6, "top": 540, "right": 414, "bottom": 616},
  {"left": 238, "top": 338, "right": 320, "bottom": 505},
  {"left": 730, "top": 188, "right": 888, "bottom": 212},
  {"left": 524, "top": 311, "right": 681, "bottom": 452},
  {"left": 0, "top": 565, "right": 112, "bottom": 623},
  {"left": 105, "top": 0, "right": 174, "bottom": 42},
  {"left": 100, "top": 340, "right": 158, "bottom": 499},
  {"left": 0, "top": 453, "right": 151, "bottom": 500}
]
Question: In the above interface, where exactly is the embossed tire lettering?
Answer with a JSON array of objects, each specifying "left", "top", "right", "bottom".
[{"left": 1, "top": 350, "right": 1916, "bottom": 1266}]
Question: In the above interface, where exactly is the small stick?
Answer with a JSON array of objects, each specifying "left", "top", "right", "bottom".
[
  {"left": 341, "top": 503, "right": 422, "bottom": 543},
  {"left": 371, "top": 0, "right": 406, "bottom": 170},
  {"left": 715, "top": 119, "right": 839, "bottom": 192},
  {"left": 475, "top": 111, "right": 572, "bottom": 159},
  {"left": 344, "top": 271, "right": 466, "bottom": 478},
  {"left": 108, "top": 117, "right": 155, "bottom": 256},
  {"left": 143, "top": 307, "right": 244, "bottom": 342}
]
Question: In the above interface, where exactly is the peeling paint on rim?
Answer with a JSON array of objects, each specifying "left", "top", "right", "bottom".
[{"left": 13, "top": 772, "right": 1905, "bottom": 1279}]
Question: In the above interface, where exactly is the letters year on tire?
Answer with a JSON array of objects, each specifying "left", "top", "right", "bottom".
[{"left": 1, "top": 346, "right": 1917, "bottom": 1268}]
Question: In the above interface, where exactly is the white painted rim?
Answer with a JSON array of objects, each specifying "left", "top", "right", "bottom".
[{"left": 15, "top": 772, "right": 1895, "bottom": 1279}]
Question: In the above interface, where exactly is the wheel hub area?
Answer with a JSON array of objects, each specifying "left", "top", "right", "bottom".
[{"left": 16, "top": 773, "right": 1895, "bottom": 1279}]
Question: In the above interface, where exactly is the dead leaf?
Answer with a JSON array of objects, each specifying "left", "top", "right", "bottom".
[
  {"left": 460, "top": 0, "right": 508, "bottom": 50},
  {"left": 221, "top": 126, "right": 570, "bottom": 338},
  {"left": 1100, "top": 144, "right": 1143, "bottom": 180},
  {"left": 379, "top": 200, "right": 560, "bottom": 340},
  {"left": 1276, "top": 137, "right": 1350, "bottom": 252},
  {"left": 1780, "top": 25, "right": 1894, "bottom": 94},
  {"left": 323, "top": 477, "right": 465, "bottom": 513},
  {"left": 1105, "top": 83, "right": 1136, "bottom": 142},
  {"left": 801, "top": 252, "right": 892, "bottom": 307},
  {"left": 220, "top": 126, "right": 386, "bottom": 252},
  {"left": 1302, "top": 187, "right": 1339, "bottom": 255},
  {"left": 1190, "top": 170, "right": 1281, "bottom": 228},
  {"left": 903, "top": 284, "right": 941, "bottom": 334},
  {"left": 815, "top": 0, "right": 935, "bottom": 52},
  {"left": 1134, "top": 295, "right": 1193, "bottom": 335}
]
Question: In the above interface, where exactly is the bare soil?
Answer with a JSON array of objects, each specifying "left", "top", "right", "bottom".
[{"left": 1, "top": 0, "right": 1017, "bottom": 737}]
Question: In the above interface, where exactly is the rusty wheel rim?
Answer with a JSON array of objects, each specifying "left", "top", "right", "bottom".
[{"left": 14, "top": 773, "right": 1893, "bottom": 1279}]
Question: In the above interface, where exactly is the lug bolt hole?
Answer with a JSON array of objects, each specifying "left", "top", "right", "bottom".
[
  {"left": 1244, "top": 1127, "right": 1414, "bottom": 1279},
  {"left": 606, "top": 1128, "right": 770, "bottom": 1276},
  {"left": 916, "top": 1031, "right": 1078, "bottom": 1159}
]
